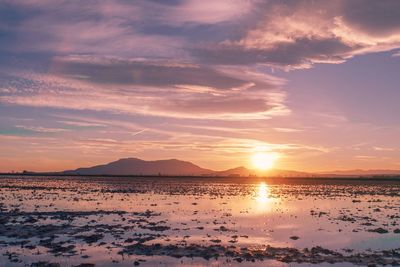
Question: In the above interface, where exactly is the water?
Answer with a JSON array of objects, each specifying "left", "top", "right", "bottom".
[{"left": 0, "top": 176, "right": 399, "bottom": 266}]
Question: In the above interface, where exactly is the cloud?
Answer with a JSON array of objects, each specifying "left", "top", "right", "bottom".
[
  {"left": 57, "top": 120, "right": 107, "bottom": 128},
  {"left": 0, "top": 56, "right": 289, "bottom": 119},
  {"left": 340, "top": 0, "right": 400, "bottom": 37},
  {"left": 0, "top": 0, "right": 185, "bottom": 58},
  {"left": 273, "top": 128, "right": 304, "bottom": 133},
  {"left": 1, "top": 1, "right": 399, "bottom": 125},
  {"left": 155, "top": 0, "right": 254, "bottom": 25},
  {"left": 194, "top": 0, "right": 400, "bottom": 68},
  {"left": 51, "top": 55, "right": 251, "bottom": 89},
  {"left": 14, "top": 125, "right": 69, "bottom": 133},
  {"left": 2, "top": 0, "right": 400, "bottom": 68},
  {"left": 373, "top": 146, "right": 396, "bottom": 152}
]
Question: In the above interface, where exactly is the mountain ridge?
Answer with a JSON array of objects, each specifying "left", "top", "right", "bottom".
[
  {"left": 20, "top": 157, "right": 400, "bottom": 177},
  {"left": 61, "top": 158, "right": 313, "bottom": 177},
  {"left": 62, "top": 157, "right": 214, "bottom": 176}
]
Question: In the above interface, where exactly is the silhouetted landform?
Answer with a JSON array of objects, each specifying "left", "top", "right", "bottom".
[
  {"left": 60, "top": 158, "right": 312, "bottom": 177},
  {"left": 6, "top": 157, "right": 400, "bottom": 178},
  {"left": 62, "top": 158, "right": 213, "bottom": 176}
]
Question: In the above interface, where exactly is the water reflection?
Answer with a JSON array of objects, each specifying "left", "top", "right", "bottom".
[{"left": 256, "top": 182, "right": 271, "bottom": 203}]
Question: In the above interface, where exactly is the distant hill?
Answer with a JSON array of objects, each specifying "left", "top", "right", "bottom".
[
  {"left": 62, "top": 158, "right": 213, "bottom": 176},
  {"left": 215, "top": 166, "right": 255, "bottom": 177}
]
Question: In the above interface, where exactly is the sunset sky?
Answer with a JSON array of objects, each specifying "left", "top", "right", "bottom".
[{"left": 1, "top": 0, "right": 400, "bottom": 172}]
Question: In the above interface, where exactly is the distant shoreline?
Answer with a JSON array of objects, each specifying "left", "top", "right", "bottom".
[{"left": 1, "top": 172, "right": 400, "bottom": 181}]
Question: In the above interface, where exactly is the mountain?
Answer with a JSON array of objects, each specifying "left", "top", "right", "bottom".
[
  {"left": 60, "top": 158, "right": 307, "bottom": 177},
  {"left": 61, "top": 158, "right": 312, "bottom": 177},
  {"left": 215, "top": 166, "right": 255, "bottom": 177},
  {"left": 62, "top": 158, "right": 213, "bottom": 176}
]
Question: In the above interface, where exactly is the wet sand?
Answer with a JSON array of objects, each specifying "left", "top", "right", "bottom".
[{"left": 0, "top": 175, "right": 399, "bottom": 266}]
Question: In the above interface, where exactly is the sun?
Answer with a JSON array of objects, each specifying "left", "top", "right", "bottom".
[{"left": 251, "top": 152, "right": 278, "bottom": 171}]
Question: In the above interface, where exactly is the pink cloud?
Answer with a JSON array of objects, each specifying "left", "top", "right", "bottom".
[{"left": 1, "top": 56, "right": 289, "bottom": 120}]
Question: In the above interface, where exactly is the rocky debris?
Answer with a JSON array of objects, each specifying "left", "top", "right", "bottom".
[
  {"left": 133, "top": 210, "right": 161, "bottom": 217},
  {"left": 214, "top": 225, "right": 232, "bottom": 232},
  {"left": 128, "top": 233, "right": 162, "bottom": 243},
  {"left": 73, "top": 264, "right": 95, "bottom": 267},
  {"left": 368, "top": 228, "right": 389, "bottom": 234},
  {"left": 3, "top": 251, "right": 20, "bottom": 263},
  {"left": 337, "top": 215, "right": 356, "bottom": 222},
  {"left": 141, "top": 225, "right": 170, "bottom": 232},
  {"left": 30, "top": 262, "right": 61, "bottom": 267},
  {"left": 74, "top": 233, "right": 104, "bottom": 244},
  {"left": 47, "top": 243, "right": 77, "bottom": 256}
]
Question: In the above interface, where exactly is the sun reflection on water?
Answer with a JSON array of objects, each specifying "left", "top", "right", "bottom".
[{"left": 256, "top": 182, "right": 271, "bottom": 204}]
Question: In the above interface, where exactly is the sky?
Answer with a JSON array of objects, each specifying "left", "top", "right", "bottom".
[{"left": 1, "top": 0, "right": 400, "bottom": 172}]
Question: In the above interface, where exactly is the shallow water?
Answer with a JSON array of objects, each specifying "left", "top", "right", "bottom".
[{"left": 0, "top": 176, "right": 399, "bottom": 266}]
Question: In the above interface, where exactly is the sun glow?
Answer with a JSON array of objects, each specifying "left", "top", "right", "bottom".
[
  {"left": 251, "top": 152, "right": 278, "bottom": 170},
  {"left": 256, "top": 182, "right": 271, "bottom": 203}
]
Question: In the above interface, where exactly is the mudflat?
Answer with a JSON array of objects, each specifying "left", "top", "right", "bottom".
[{"left": 0, "top": 175, "right": 399, "bottom": 266}]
